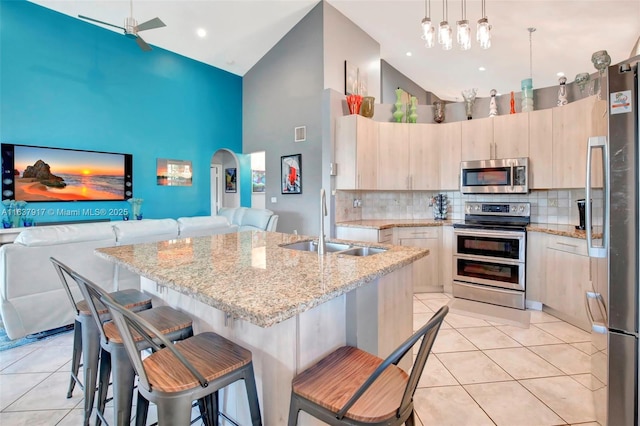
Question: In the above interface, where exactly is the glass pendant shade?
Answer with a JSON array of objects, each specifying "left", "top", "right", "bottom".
[
  {"left": 439, "top": 21, "right": 453, "bottom": 50},
  {"left": 477, "top": 17, "right": 491, "bottom": 49},
  {"left": 421, "top": 17, "right": 435, "bottom": 48},
  {"left": 456, "top": 19, "right": 471, "bottom": 50}
]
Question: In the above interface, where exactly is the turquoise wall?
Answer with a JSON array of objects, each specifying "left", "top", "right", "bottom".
[{"left": 0, "top": 1, "right": 244, "bottom": 223}]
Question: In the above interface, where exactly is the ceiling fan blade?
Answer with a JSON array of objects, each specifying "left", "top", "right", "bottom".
[
  {"left": 135, "top": 35, "right": 152, "bottom": 51},
  {"left": 78, "top": 15, "right": 125, "bottom": 31},
  {"left": 135, "top": 17, "right": 166, "bottom": 32}
]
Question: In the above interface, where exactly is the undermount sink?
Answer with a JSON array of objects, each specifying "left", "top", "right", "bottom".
[{"left": 280, "top": 240, "right": 387, "bottom": 256}]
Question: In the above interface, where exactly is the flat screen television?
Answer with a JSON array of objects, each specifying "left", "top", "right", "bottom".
[{"left": 1, "top": 143, "right": 133, "bottom": 202}]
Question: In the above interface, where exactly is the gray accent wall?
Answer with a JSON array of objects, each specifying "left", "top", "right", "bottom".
[
  {"left": 380, "top": 60, "right": 443, "bottom": 105},
  {"left": 243, "top": 2, "right": 324, "bottom": 235}
]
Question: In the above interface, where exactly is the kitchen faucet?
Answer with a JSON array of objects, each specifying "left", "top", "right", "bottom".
[{"left": 318, "top": 188, "right": 327, "bottom": 255}]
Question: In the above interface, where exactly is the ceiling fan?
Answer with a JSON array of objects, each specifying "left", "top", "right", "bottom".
[{"left": 78, "top": 0, "right": 166, "bottom": 51}]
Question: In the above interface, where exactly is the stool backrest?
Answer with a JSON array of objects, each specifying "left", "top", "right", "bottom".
[
  {"left": 100, "top": 294, "right": 208, "bottom": 393},
  {"left": 337, "top": 305, "right": 449, "bottom": 420},
  {"left": 51, "top": 257, "right": 82, "bottom": 316}
]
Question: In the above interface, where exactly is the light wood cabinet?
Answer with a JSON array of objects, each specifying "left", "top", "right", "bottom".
[
  {"left": 493, "top": 113, "right": 529, "bottom": 159},
  {"left": 528, "top": 109, "right": 553, "bottom": 189},
  {"left": 409, "top": 125, "right": 440, "bottom": 190},
  {"left": 335, "top": 115, "right": 378, "bottom": 190},
  {"left": 378, "top": 122, "right": 410, "bottom": 190},
  {"left": 525, "top": 231, "right": 546, "bottom": 302},
  {"left": 440, "top": 226, "right": 454, "bottom": 294},
  {"left": 552, "top": 96, "right": 606, "bottom": 189},
  {"left": 460, "top": 117, "right": 494, "bottom": 161},
  {"left": 396, "top": 227, "right": 441, "bottom": 293},
  {"left": 437, "top": 122, "right": 462, "bottom": 190},
  {"left": 335, "top": 227, "right": 393, "bottom": 244}
]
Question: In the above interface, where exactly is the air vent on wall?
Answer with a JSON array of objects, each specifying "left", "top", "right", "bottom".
[{"left": 294, "top": 126, "right": 306, "bottom": 142}]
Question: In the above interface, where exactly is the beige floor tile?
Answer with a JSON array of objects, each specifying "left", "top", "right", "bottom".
[
  {"left": 443, "top": 313, "right": 491, "bottom": 328},
  {"left": 534, "top": 322, "right": 591, "bottom": 343},
  {"left": 42, "top": 330, "right": 75, "bottom": 347},
  {"left": 422, "top": 299, "right": 450, "bottom": 311},
  {"left": 0, "top": 344, "right": 43, "bottom": 371},
  {"left": 413, "top": 386, "right": 495, "bottom": 426},
  {"left": 56, "top": 409, "right": 84, "bottom": 426},
  {"left": 521, "top": 376, "right": 596, "bottom": 424},
  {"left": 4, "top": 372, "right": 83, "bottom": 411},
  {"left": 528, "top": 344, "right": 591, "bottom": 375},
  {"left": 465, "top": 381, "right": 565, "bottom": 426},
  {"left": 570, "top": 373, "right": 604, "bottom": 391},
  {"left": 0, "top": 409, "right": 69, "bottom": 425},
  {"left": 437, "top": 351, "right": 512, "bottom": 384},
  {"left": 0, "top": 372, "right": 51, "bottom": 411},
  {"left": 458, "top": 326, "right": 521, "bottom": 350},
  {"left": 483, "top": 347, "right": 564, "bottom": 380},
  {"left": 414, "top": 312, "right": 442, "bottom": 331},
  {"left": 431, "top": 329, "right": 477, "bottom": 353},
  {"left": 413, "top": 299, "right": 432, "bottom": 314},
  {"left": 569, "top": 423, "right": 599, "bottom": 426},
  {"left": 496, "top": 325, "right": 563, "bottom": 346},
  {"left": 2, "top": 345, "right": 72, "bottom": 374},
  {"left": 414, "top": 292, "right": 450, "bottom": 300},
  {"left": 417, "top": 355, "right": 459, "bottom": 388},
  {"left": 529, "top": 310, "right": 561, "bottom": 324},
  {"left": 571, "top": 341, "right": 596, "bottom": 355}
]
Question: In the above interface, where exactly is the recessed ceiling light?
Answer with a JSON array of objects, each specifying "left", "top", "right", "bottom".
[
  {"left": 406, "top": 51, "right": 413, "bottom": 57},
  {"left": 557, "top": 71, "right": 565, "bottom": 77},
  {"left": 196, "top": 28, "right": 207, "bottom": 38},
  {"left": 479, "top": 66, "right": 486, "bottom": 71}
]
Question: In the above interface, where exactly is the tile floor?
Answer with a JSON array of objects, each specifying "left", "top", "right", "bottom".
[{"left": 0, "top": 293, "right": 599, "bottom": 425}]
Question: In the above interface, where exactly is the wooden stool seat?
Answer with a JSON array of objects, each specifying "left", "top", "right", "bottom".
[
  {"left": 103, "top": 306, "right": 193, "bottom": 344},
  {"left": 76, "top": 289, "right": 151, "bottom": 316},
  {"left": 142, "top": 332, "right": 252, "bottom": 393},
  {"left": 292, "top": 346, "right": 408, "bottom": 423}
]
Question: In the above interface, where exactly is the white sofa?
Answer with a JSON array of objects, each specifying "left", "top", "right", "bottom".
[
  {"left": 217, "top": 207, "right": 279, "bottom": 232},
  {"left": 0, "top": 213, "right": 265, "bottom": 340}
]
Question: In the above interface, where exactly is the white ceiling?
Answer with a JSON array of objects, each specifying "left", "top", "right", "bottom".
[{"left": 29, "top": 0, "right": 640, "bottom": 101}]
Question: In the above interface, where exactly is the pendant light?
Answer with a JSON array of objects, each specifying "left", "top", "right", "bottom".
[
  {"left": 421, "top": 0, "right": 435, "bottom": 48},
  {"left": 477, "top": 0, "right": 491, "bottom": 49},
  {"left": 438, "top": 0, "right": 452, "bottom": 51},
  {"left": 456, "top": 0, "right": 471, "bottom": 50}
]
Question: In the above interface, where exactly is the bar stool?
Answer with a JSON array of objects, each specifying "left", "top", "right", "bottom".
[
  {"left": 52, "top": 257, "right": 153, "bottom": 426},
  {"left": 101, "top": 293, "right": 263, "bottom": 426},
  {"left": 287, "top": 306, "right": 448, "bottom": 426},
  {"left": 52, "top": 257, "right": 194, "bottom": 426}
]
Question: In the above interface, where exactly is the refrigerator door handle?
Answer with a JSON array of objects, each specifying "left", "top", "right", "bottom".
[
  {"left": 585, "top": 291, "right": 608, "bottom": 334},
  {"left": 585, "top": 136, "right": 608, "bottom": 258}
]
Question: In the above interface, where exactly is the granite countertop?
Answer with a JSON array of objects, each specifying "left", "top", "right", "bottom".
[
  {"left": 527, "top": 223, "right": 603, "bottom": 239},
  {"left": 95, "top": 231, "right": 428, "bottom": 328},
  {"left": 336, "top": 219, "right": 458, "bottom": 229}
]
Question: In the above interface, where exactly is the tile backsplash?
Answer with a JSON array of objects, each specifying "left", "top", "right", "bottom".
[{"left": 335, "top": 189, "right": 603, "bottom": 226}]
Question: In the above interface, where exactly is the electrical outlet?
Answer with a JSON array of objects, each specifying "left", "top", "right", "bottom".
[{"left": 549, "top": 199, "right": 558, "bottom": 207}]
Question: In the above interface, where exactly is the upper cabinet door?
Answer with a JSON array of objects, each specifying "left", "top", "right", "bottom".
[
  {"left": 335, "top": 115, "right": 378, "bottom": 190},
  {"left": 493, "top": 113, "right": 529, "bottom": 159},
  {"left": 460, "top": 117, "right": 494, "bottom": 161},
  {"left": 409, "top": 124, "right": 440, "bottom": 190},
  {"left": 378, "top": 122, "right": 410, "bottom": 190},
  {"left": 529, "top": 109, "right": 553, "bottom": 189},
  {"left": 437, "top": 122, "right": 462, "bottom": 190}
]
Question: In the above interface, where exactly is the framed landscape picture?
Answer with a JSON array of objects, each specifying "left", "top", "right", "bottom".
[
  {"left": 225, "top": 168, "right": 237, "bottom": 193},
  {"left": 156, "top": 158, "right": 193, "bottom": 186},
  {"left": 281, "top": 154, "right": 301, "bottom": 194},
  {"left": 252, "top": 170, "right": 265, "bottom": 193}
]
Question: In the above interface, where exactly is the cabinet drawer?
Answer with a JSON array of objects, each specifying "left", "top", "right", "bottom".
[
  {"left": 547, "top": 235, "right": 588, "bottom": 256},
  {"left": 396, "top": 227, "right": 439, "bottom": 239},
  {"left": 378, "top": 228, "right": 394, "bottom": 243}
]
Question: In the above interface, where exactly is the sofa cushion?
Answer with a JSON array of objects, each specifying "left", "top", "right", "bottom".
[
  {"left": 217, "top": 207, "right": 238, "bottom": 224},
  {"left": 113, "top": 219, "right": 179, "bottom": 244},
  {"left": 240, "top": 208, "right": 274, "bottom": 230},
  {"left": 177, "top": 216, "right": 235, "bottom": 237},
  {"left": 14, "top": 222, "right": 116, "bottom": 246}
]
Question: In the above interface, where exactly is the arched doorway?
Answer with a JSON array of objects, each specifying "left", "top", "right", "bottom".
[{"left": 211, "top": 149, "right": 240, "bottom": 214}]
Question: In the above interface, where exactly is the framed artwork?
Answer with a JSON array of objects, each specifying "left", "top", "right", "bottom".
[
  {"left": 225, "top": 168, "right": 237, "bottom": 193},
  {"left": 281, "top": 154, "right": 302, "bottom": 194},
  {"left": 252, "top": 170, "right": 265, "bottom": 193},
  {"left": 156, "top": 159, "right": 193, "bottom": 186},
  {"left": 344, "top": 60, "right": 359, "bottom": 95}
]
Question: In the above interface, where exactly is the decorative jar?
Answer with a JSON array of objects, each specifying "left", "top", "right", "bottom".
[
  {"left": 360, "top": 96, "right": 375, "bottom": 118},
  {"left": 521, "top": 78, "right": 534, "bottom": 112}
]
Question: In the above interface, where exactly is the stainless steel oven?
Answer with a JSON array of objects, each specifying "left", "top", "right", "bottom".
[{"left": 452, "top": 202, "right": 530, "bottom": 310}]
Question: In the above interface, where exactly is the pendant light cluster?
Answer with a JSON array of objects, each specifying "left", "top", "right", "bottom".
[{"left": 421, "top": 0, "right": 491, "bottom": 50}]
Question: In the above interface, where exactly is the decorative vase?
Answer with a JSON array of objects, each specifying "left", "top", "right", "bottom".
[
  {"left": 360, "top": 96, "right": 375, "bottom": 118},
  {"left": 346, "top": 94, "right": 362, "bottom": 115},
  {"left": 461, "top": 88, "right": 477, "bottom": 120},
  {"left": 433, "top": 100, "right": 445, "bottom": 123},
  {"left": 408, "top": 96, "right": 418, "bottom": 123},
  {"left": 557, "top": 76, "right": 568, "bottom": 106},
  {"left": 510, "top": 91, "right": 516, "bottom": 114},
  {"left": 574, "top": 72, "right": 591, "bottom": 95},
  {"left": 591, "top": 50, "right": 611, "bottom": 100},
  {"left": 521, "top": 78, "right": 534, "bottom": 112},
  {"left": 393, "top": 88, "right": 404, "bottom": 123},
  {"left": 489, "top": 89, "right": 498, "bottom": 117},
  {"left": 432, "top": 194, "right": 448, "bottom": 220}
]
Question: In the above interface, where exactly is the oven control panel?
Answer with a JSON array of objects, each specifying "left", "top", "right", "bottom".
[{"left": 465, "top": 202, "right": 530, "bottom": 217}]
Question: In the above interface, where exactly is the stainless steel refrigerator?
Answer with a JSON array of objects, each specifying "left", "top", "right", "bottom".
[{"left": 585, "top": 55, "right": 639, "bottom": 425}]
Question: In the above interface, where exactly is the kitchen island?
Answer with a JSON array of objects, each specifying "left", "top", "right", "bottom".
[{"left": 96, "top": 230, "right": 428, "bottom": 425}]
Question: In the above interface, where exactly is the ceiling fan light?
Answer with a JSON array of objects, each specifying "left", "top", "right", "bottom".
[
  {"left": 421, "top": 17, "right": 436, "bottom": 48},
  {"left": 477, "top": 17, "right": 491, "bottom": 49},
  {"left": 439, "top": 21, "right": 453, "bottom": 50},
  {"left": 456, "top": 19, "right": 471, "bottom": 50}
]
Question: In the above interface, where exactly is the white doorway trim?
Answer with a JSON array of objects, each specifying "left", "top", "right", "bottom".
[{"left": 210, "top": 164, "right": 223, "bottom": 215}]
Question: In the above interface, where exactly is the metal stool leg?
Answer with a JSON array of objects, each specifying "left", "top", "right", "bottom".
[
  {"left": 287, "top": 393, "right": 300, "bottom": 426},
  {"left": 243, "top": 363, "right": 262, "bottom": 426},
  {"left": 135, "top": 392, "right": 149, "bottom": 426},
  {"left": 79, "top": 314, "right": 100, "bottom": 426},
  {"left": 67, "top": 319, "right": 82, "bottom": 398},
  {"left": 96, "top": 348, "right": 111, "bottom": 426},
  {"left": 156, "top": 396, "right": 193, "bottom": 425},
  {"left": 111, "top": 344, "right": 136, "bottom": 426}
]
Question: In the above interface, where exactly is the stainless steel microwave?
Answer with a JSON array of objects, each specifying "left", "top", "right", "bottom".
[{"left": 460, "top": 158, "right": 529, "bottom": 194}]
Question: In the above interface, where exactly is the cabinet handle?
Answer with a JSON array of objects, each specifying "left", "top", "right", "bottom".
[{"left": 556, "top": 242, "right": 578, "bottom": 248}]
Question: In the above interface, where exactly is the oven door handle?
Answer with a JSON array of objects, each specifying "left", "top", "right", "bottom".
[{"left": 454, "top": 229, "right": 525, "bottom": 240}]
